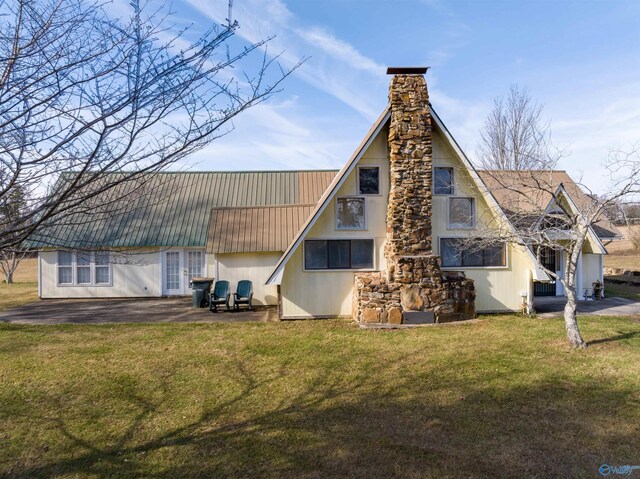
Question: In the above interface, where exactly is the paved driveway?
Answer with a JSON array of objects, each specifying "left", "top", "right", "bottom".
[
  {"left": 0, "top": 298, "right": 278, "bottom": 324},
  {"left": 535, "top": 296, "right": 640, "bottom": 318}
]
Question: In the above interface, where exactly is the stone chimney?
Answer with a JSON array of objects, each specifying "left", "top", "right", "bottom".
[
  {"left": 385, "top": 69, "right": 433, "bottom": 279},
  {"left": 352, "top": 68, "right": 476, "bottom": 325}
]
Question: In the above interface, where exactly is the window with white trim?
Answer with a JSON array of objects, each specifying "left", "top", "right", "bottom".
[
  {"left": 434, "top": 167, "right": 454, "bottom": 195},
  {"left": 357, "top": 166, "right": 380, "bottom": 195},
  {"left": 57, "top": 251, "right": 112, "bottom": 285},
  {"left": 304, "top": 239, "right": 374, "bottom": 270},
  {"left": 440, "top": 238, "right": 505, "bottom": 267},
  {"left": 336, "top": 197, "right": 366, "bottom": 230},
  {"left": 57, "top": 252, "right": 73, "bottom": 284},
  {"left": 448, "top": 197, "right": 475, "bottom": 229}
]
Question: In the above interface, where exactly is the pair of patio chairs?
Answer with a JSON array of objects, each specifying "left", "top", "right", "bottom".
[{"left": 209, "top": 280, "right": 253, "bottom": 312}]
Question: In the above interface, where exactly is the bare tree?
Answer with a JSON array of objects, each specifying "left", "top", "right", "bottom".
[
  {"left": 476, "top": 85, "right": 562, "bottom": 170},
  {"left": 0, "top": 0, "right": 300, "bottom": 251},
  {"left": 466, "top": 145, "right": 640, "bottom": 348},
  {"left": 0, "top": 182, "right": 28, "bottom": 282}
]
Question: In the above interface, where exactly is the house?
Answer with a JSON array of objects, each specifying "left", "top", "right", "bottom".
[{"left": 29, "top": 68, "right": 618, "bottom": 321}]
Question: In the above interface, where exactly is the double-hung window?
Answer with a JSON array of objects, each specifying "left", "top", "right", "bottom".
[
  {"left": 440, "top": 238, "right": 506, "bottom": 268},
  {"left": 57, "top": 251, "right": 112, "bottom": 285},
  {"left": 57, "top": 252, "right": 73, "bottom": 284},
  {"left": 304, "top": 239, "right": 374, "bottom": 270}
]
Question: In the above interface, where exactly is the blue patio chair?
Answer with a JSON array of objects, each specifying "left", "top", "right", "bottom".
[
  {"left": 233, "top": 280, "right": 253, "bottom": 311},
  {"left": 209, "top": 280, "right": 230, "bottom": 312}
]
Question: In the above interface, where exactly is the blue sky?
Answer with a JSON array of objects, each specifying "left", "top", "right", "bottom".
[{"left": 118, "top": 0, "right": 640, "bottom": 193}]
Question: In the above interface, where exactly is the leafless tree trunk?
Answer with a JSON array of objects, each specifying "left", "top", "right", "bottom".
[
  {"left": 466, "top": 145, "right": 640, "bottom": 348},
  {"left": 0, "top": 0, "right": 302, "bottom": 250},
  {"left": 476, "top": 85, "right": 563, "bottom": 170},
  {"left": 0, "top": 249, "right": 27, "bottom": 283}
]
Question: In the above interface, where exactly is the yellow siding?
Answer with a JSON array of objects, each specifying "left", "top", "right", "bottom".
[
  {"left": 281, "top": 127, "right": 389, "bottom": 317},
  {"left": 280, "top": 123, "right": 542, "bottom": 316},
  {"left": 214, "top": 252, "right": 281, "bottom": 305},
  {"left": 582, "top": 253, "right": 602, "bottom": 290},
  {"left": 431, "top": 128, "right": 537, "bottom": 311}
]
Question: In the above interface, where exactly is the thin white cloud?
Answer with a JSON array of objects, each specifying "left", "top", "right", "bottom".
[{"left": 183, "top": 0, "right": 386, "bottom": 119}]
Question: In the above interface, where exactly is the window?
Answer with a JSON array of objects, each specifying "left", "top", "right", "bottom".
[
  {"left": 187, "top": 251, "right": 204, "bottom": 287},
  {"left": 57, "top": 251, "right": 112, "bottom": 285},
  {"left": 76, "top": 252, "right": 92, "bottom": 284},
  {"left": 58, "top": 252, "right": 73, "bottom": 284},
  {"left": 358, "top": 166, "right": 380, "bottom": 195},
  {"left": 434, "top": 167, "right": 454, "bottom": 195},
  {"left": 440, "top": 238, "right": 505, "bottom": 267},
  {"left": 95, "top": 252, "right": 111, "bottom": 284},
  {"left": 448, "top": 197, "right": 475, "bottom": 228},
  {"left": 336, "top": 197, "right": 366, "bottom": 230},
  {"left": 304, "top": 239, "right": 374, "bottom": 270}
]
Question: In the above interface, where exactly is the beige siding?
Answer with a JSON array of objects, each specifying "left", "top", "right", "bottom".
[
  {"left": 582, "top": 253, "right": 602, "bottom": 291},
  {"left": 40, "top": 250, "right": 161, "bottom": 298},
  {"left": 214, "top": 252, "right": 281, "bottom": 306},
  {"left": 281, "top": 123, "right": 540, "bottom": 316},
  {"left": 431, "top": 128, "right": 537, "bottom": 311},
  {"left": 281, "top": 127, "right": 389, "bottom": 317}
]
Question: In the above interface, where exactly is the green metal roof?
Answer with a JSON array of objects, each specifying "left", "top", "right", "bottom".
[{"left": 27, "top": 170, "right": 337, "bottom": 249}]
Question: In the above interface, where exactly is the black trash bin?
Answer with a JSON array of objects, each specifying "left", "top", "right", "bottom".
[{"left": 191, "top": 277, "right": 214, "bottom": 308}]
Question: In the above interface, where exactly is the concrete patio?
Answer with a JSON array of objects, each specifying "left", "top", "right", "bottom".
[
  {"left": 534, "top": 296, "right": 640, "bottom": 318},
  {"left": 0, "top": 298, "right": 278, "bottom": 324}
]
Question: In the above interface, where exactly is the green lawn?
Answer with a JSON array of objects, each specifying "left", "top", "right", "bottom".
[
  {"left": 1, "top": 317, "right": 639, "bottom": 478},
  {"left": 0, "top": 257, "right": 38, "bottom": 311}
]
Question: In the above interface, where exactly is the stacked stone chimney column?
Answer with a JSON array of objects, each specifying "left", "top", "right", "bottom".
[{"left": 353, "top": 71, "right": 476, "bottom": 324}]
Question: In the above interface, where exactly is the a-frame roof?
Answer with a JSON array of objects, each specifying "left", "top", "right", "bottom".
[{"left": 266, "top": 105, "right": 552, "bottom": 285}]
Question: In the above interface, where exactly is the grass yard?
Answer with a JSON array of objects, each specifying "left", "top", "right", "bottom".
[
  {"left": 1, "top": 317, "right": 639, "bottom": 478},
  {"left": 0, "top": 258, "right": 38, "bottom": 311}
]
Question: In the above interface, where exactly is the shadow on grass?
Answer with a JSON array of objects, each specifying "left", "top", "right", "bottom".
[
  {"left": 588, "top": 331, "right": 640, "bottom": 346},
  {"left": 5, "top": 355, "right": 639, "bottom": 479}
]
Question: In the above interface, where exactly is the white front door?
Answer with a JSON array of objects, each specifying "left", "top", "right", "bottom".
[{"left": 163, "top": 250, "right": 184, "bottom": 295}]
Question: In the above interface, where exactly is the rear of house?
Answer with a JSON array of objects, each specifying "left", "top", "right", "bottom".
[{"left": 30, "top": 69, "right": 617, "bottom": 320}]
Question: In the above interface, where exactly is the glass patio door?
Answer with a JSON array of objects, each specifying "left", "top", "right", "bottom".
[{"left": 164, "top": 251, "right": 183, "bottom": 295}]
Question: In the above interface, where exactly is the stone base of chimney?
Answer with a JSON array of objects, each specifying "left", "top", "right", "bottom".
[{"left": 353, "top": 258, "right": 475, "bottom": 324}]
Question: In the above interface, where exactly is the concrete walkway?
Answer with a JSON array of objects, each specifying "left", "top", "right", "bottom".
[
  {"left": 535, "top": 296, "right": 640, "bottom": 318},
  {"left": 0, "top": 298, "right": 278, "bottom": 324}
]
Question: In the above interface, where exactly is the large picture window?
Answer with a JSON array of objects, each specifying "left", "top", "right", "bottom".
[
  {"left": 336, "top": 197, "right": 366, "bottom": 230},
  {"left": 448, "top": 197, "right": 475, "bottom": 229},
  {"left": 440, "top": 238, "right": 505, "bottom": 268},
  {"left": 434, "top": 167, "right": 454, "bottom": 195},
  {"left": 357, "top": 166, "right": 380, "bottom": 195},
  {"left": 57, "top": 251, "right": 112, "bottom": 285},
  {"left": 304, "top": 239, "right": 374, "bottom": 270}
]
